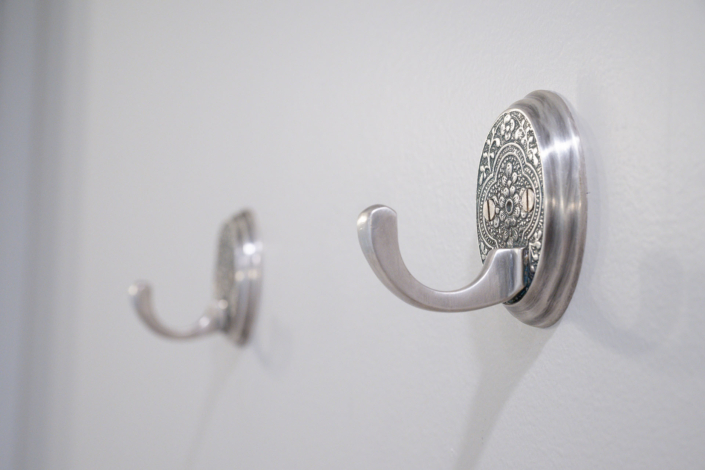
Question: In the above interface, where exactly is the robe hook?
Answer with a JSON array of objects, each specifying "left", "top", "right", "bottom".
[
  {"left": 357, "top": 91, "right": 587, "bottom": 327},
  {"left": 128, "top": 210, "right": 262, "bottom": 344}
]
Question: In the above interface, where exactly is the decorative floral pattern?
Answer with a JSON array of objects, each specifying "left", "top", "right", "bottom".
[
  {"left": 476, "top": 111, "right": 544, "bottom": 301},
  {"left": 500, "top": 114, "right": 516, "bottom": 141},
  {"left": 492, "top": 162, "right": 522, "bottom": 247}
]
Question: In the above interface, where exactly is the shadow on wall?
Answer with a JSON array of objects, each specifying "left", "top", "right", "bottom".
[
  {"left": 452, "top": 87, "right": 600, "bottom": 468},
  {"left": 452, "top": 83, "right": 691, "bottom": 468},
  {"left": 566, "top": 84, "right": 682, "bottom": 355},
  {"left": 183, "top": 339, "right": 241, "bottom": 470},
  {"left": 183, "top": 310, "right": 292, "bottom": 469},
  {"left": 455, "top": 310, "right": 554, "bottom": 468}
]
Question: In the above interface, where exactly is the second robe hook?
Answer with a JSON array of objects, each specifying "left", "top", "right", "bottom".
[{"left": 128, "top": 210, "right": 262, "bottom": 344}]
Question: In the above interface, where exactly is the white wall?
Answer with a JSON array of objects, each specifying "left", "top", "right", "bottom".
[{"left": 4, "top": 1, "right": 705, "bottom": 469}]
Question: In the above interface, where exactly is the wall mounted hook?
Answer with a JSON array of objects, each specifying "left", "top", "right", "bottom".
[
  {"left": 357, "top": 91, "right": 587, "bottom": 327},
  {"left": 128, "top": 210, "right": 262, "bottom": 344}
]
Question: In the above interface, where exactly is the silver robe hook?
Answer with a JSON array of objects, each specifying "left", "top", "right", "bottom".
[
  {"left": 128, "top": 210, "right": 262, "bottom": 345},
  {"left": 356, "top": 91, "right": 587, "bottom": 327},
  {"left": 357, "top": 205, "right": 525, "bottom": 312}
]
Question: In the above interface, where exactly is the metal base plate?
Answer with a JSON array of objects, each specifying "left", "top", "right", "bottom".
[
  {"left": 476, "top": 91, "right": 587, "bottom": 327},
  {"left": 215, "top": 210, "right": 263, "bottom": 344}
]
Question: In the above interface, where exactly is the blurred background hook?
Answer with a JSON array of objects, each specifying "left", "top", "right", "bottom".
[{"left": 128, "top": 210, "right": 262, "bottom": 345}]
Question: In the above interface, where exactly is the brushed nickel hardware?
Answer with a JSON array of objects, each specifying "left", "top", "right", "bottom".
[
  {"left": 357, "top": 91, "right": 587, "bottom": 327},
  {"left": 129, "top": 210, "right": 262, "bottom": 344}
]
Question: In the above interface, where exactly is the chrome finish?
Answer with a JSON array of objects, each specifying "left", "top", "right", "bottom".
[
  {"left": 128, "top": 210, "right": 262, "bottom": 344},
  {"left": 357, "top": 90, "right": 586, "bottom": 327}
]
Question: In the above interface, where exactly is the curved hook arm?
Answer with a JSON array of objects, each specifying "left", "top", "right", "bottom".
[
  {"left": 357, "top": 205, "right": 526, "bottom": 312},
  {"left": 128, "top": 281, "right": 227, "bottom": 339}
]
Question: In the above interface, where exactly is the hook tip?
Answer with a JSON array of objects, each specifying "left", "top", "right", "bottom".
[
  {"left": 357, "top": 205, "right": 402, "bottom": 283},
  {"left": 357, "top": 204, "right": 397, "bottom": 231},
  {"left": 128, "top": 281, "right": 152, "bottom": 312},
  {"left": 128, "top": 281, "right": 149, "bottom": 296}
]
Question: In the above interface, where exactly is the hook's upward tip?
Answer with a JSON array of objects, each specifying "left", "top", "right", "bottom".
[
  {"left": 357, "top": 204, "right": 397, "bottom": 231},
  {"left": 128, "top": 281, "right": 151, "bottom": 309},
  {"left": 128, "top": 280, "right": 149, "bottom": 295}
]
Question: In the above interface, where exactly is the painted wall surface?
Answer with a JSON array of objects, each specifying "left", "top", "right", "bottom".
[{"left": 4, "top": 1, "right": 705, "bottom": 469}]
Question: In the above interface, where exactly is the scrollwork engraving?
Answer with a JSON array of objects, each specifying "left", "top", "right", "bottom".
[{"left": 477, "top": 111, "right": 544, "bottom": 301}]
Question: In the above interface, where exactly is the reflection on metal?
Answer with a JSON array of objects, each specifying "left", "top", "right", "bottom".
[
  {"left": 357, "top": 91, "right": 587, "bottom": 327},
  {"left": 129, "top": 210, "right": 262, "bottom": 344}
]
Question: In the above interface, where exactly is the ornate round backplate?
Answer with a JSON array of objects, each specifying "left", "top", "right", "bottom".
[
  {"left": 476, "top": 91, "right": 587, "bottom": 327},
  {"left": 476, "top": 110, "right": 544, "bottom": 303}
]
